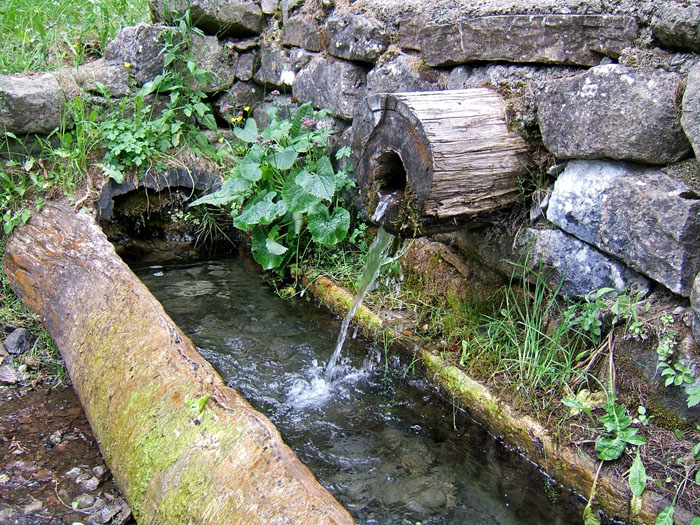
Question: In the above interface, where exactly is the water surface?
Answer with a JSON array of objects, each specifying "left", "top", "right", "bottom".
[{"left": 132, "top": 253, "right": 597, "bottom": 525}]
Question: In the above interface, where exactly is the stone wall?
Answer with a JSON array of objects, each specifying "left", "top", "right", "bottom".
[{"left": 2, "top": 1, "right": 700, "bottom": 332}]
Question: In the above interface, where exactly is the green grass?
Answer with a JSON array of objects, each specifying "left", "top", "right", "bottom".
[{"left": 0, "top": 0, "right": 149, "bottom": 74}]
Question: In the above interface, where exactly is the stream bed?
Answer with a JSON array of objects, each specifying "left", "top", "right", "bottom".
[{"left": 131, "top": 253, "right": 604, "bottom": 525}]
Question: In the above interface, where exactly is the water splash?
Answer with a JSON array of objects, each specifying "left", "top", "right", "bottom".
[{"left": 325, "top": 226, "right": 395, "bottom": 382}]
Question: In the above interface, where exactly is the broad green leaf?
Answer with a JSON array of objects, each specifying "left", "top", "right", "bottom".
[
  {"left": 689, "top": 517, "right": 700, "bottom": 525},
  {"left": 655, "top": 504, "right": 674, "bottom": 525},
  {"left": 266, "top": 237, "right": 288, "bottom": 256},
  {"left": 316, "top": 155, "right": 335, "bottom": 177},
  {"left": 239, "top": 146, "right": 264, "bottom": 181},
  {"left": 190, "top": 177, "right": 252, "bottom": 207},
  {"left": 282, "top": 178, "right": 320, "bottom": 214},
  {"left": 251, "top": 227, "right": 284, "bottom": 270},
  {"left": 629, "top": 450, "right": 647, "bottom": 497},
  {"left": 271, "top": 147, "right": 298, "bottom": 170},
  {"left": 308, "top": 205, "right": 350, "bottom": 246},
  {"left": 296, "top": 170, "right": 335, "bottom": 201},
  {"left": 97, "top": 163, "right": 124, "bottom": 184},
  {"left": 233, "top": 118, "right": 260, "bottom": 143},
  {"left": 234, "top": 192, "right": 287, "bottom": 229},
  {"left": 689, "top": 386, "right": 700, "bottom": 408},
  {"left": 201, "top": 112, "right": 217, "bottom": 131},
  {"left": 595, "top": 436, "right": 626, "bottom": 461}
]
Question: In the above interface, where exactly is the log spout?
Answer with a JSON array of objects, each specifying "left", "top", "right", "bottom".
[
  {"left": 352, "top": 88, "right": 530, "bottom": 236},
  {"left": 3, "top": 202, "right": 354, "bottom": 524}
]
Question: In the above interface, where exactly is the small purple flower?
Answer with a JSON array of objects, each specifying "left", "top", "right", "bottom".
[
  {"left": 220, "top": 103, "right": 234, "bottom": 113},
  {"left": 270, "top": 90, "right": 280, "bottom": 96},
  {"left": 257, "top": 135, "right": 265, "bottom": 141},
  {"left": 263, "top": 140, "right": 274, "bottom": 147}
]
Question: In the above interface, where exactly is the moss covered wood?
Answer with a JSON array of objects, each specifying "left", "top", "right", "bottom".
[
  {"left": 352, "top": 88, "right": 529, "bottom": 235},
  {"left": 2, "top": 202, "right": 354, "bottom": 525}
]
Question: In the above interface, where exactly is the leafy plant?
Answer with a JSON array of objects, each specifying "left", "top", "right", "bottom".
[{"left": 190, "top": 103, "right": 354, "bottom": 273}]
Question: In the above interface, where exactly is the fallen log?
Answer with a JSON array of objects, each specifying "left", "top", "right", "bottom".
[
  {"left": 352, "top": 88, "right": 530, "bottom": 235},
  {"left": 3, "top": 202, "right": 354, "bottom": 524}
]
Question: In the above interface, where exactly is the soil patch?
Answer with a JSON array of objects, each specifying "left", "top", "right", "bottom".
[{"left": 0, "top": 382, "right": 132, "bottom": 524}]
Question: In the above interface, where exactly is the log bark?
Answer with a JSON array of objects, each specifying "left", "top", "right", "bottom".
[
  {"left": 3, "top": 202, "right": 354, "bottom": 524},
  {"left": 352, "top": 88, "right": 529, "bottom": 235}
]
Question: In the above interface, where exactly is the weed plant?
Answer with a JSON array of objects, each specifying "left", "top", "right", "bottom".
[
  {"left": 0, "top": 0, "right": 148, "bottom": 74},
  {"left": 472, "top": 263, "right": 592, "bottom": 409}
]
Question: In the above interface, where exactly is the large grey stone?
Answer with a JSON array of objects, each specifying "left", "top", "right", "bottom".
[
  {"left": 292, "top": 55, "right": 367, "bottom": 120},
  {"left": 417, "top": 15, "right": 638, "bottom": 67},
  {"left": 366, "top": 53, "right": 445, "bottom": 94},
  {"left": 189, "top": 32, "right": 238, "bottom": 92},
  {"left": 148, "top": 0, "right": 263, "bottom": 37},
  {"left": 547, "top": 160, "right": 700, "bottom": 296},
  {"left": 253, "top": 44, "right": 314, "bottom": 89},
  {"left": 537, "top": 65, "right": 690, "bottom": 165},
  {"left": 4, "top": 328, "right": 33, "bottom": 355},
  {"left": 55, "top": 60, "right": 130, "bottom": 99},
  {"left": 652, "top": 1, "right": 700, "bottom": 53},
  {"left": 282, "top": 14, "right": 322, "bottom": 52},
  {"left": 691, "top": 273, "right": 700, "bottom": 344},
  {"left": 104, "top": 23, "right": 167, "bottom": 86},
  {"left": 235, "top": 51, "right": 258, "bottom": 81},
  {"left": 0, "top": 73, "right": 65, "bottom": 135},
  {"left": 105, "top": 24, "right": 238, "bottom": 93},
  {"left": 682, "top": 65, "right": 700, "bottom": 159},
  {"left": 515, "top": 228, "right": 650, "bottom": 299},
  {"left": 324, "top": 13, "right": 389, "bottom": 63}
]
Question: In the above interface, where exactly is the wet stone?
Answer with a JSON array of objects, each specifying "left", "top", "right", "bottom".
[
  {"left": 4, "top": 328, "right": 33, "bottom": 355},
  {"left": 0, "top": 365, "right": 18, "bottom": 385},
  {"left": 75, "top": 473, "right": 100, "bottom": 491},
  {"left": 75, "top": 493, "right": 96, "bottom": 509}
]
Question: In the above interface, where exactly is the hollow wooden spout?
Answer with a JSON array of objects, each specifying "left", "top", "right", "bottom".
[
  {"left": 352, "top": 88, "right": 530, "bottom": 236},
  {"left": 2, "top": 202, "right": 354, "bottom": 525}
]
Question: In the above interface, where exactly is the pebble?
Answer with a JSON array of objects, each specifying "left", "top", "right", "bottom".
[
  {"left": 23, "top": 499, "right": 43, "bottom": 514},
  {"left": 74, "top": 493, "right": 96, "bottom": 509},
  {"left": 75, "top": 473, "right": 100, "bottom": 491},
  {"left": 0, "top": 365, "right": 18, "bottom": 384},
  {"left": 66, "top": 467, "right": 83, "bottom": 479},
  {"left": 4, "top": 328, "right": 33, "bottom": 355},
  {"left": 92, "top": 465, "right": 108, "bottom": 480}
]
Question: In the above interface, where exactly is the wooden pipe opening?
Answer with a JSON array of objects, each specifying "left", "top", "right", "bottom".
[{"left": 372, "top": 150, "right": 407, "bottom": 193}]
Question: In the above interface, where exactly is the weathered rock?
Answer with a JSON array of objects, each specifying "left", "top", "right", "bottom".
[
  {"left": 282, "top": 14, "right": 322, "bottom": 52},
  {"left": 4, "top": 328, "right": 33, "bottom": 355},
  {"left": 189, "top": 32, "right": 238, "bottom": 92},
  {"left": 537, "top": 65, "right": 690, "bottom": 165},
  {"left": 104, "top": 24, "right": 166, "bottom": 86},
  {"left": 75, "top": 473, "right": 101, "bottom": 492},
  {"left": 682, "top": 65, "right": 700, "bottom": 159},
  {"left": 366, "top": 53, "right": 445, "bottom": 94},
  {"left": 691, "top": 272, "right": 700, "bottom": 344},
  {"left": 253, "top": 44, "right": 314, "bottom": 89},
  {"left": 235, "top": 51, "right": 258, "bottom": 81},
  {"left": 652, "top": 1, "right": 700, "bottom": 53},
  {"left": 547, "top": 160, "right": 700, "bottom": 296},
  {"left": 0, "top": 365, "right": 18, "bottom": 385},
  {"left": 261, "top": 0, "right": 278, "bottom": 15},
  {"left": 213, "top": 82, "right": 264, "bottom": 121},
  {"left": 0, "top": 73, "right": 65, "bottom": 135},
  {"left": 619, "top": 46, "right": 700, "bottom": 75},
  {"left": 148, "top": 0, "right": 263, "bottom": 37},
  {"left": 325, "top": 13, "right": 389, "bottom": 63},
  {"left": 55, "top": 60, "right": 130, "bottom": 99},
  {"left": 293, "top": 55, "right": 367, "bottom": 120},
  {"left": 515, "top": 228, "right": 650, "bottom": 299},
  {"left": 417, "top": 15, "right": 638, "bottom": 67},
  {"left": 0, "top": 341, "right": 8, "bottom": 359},
  {"left": 225, "top": 37, "right": 258, "bottom": 52},
  {"left": 251, "top": 95, "right": 298, "bottom": 129}
]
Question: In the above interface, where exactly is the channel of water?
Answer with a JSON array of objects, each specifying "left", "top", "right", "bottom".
[{"left": 130, "top": 252, "right": 611, "bottom": 524}]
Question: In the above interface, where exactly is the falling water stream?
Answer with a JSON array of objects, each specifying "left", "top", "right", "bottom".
[{"left": 130, "top": 251, "right": 611, "bottom": 525}]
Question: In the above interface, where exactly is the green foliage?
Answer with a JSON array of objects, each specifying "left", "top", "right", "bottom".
[
  {"left": 190, "top": 103, "right": 354, "bottom": 273},
  {"left": 594, "top": 397, "right": 646, "bottom": 460},
  {"left": 475, "top": 261, "right": 593, "bottom": 407},
  {"left": 0, "top": 0, "right": 149, "bottom": 74}
]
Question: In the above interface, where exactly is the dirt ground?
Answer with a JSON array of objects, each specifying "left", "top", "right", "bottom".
[{"left": 0, "top": 381, "right": 132, "bottom": 525}]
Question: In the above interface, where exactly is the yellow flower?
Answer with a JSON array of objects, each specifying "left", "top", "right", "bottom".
[
  {"left": 236, "top": 115, "right": 243, "bottom": 122},
  {"left": 244, "top": 106, "right": 251, "bottom": 112},
  {"left": 218, "top": 137, "right": 225, "bottom": 143},
  {"left": 124, "top": 62, "right": 131, "bottom": 69}
]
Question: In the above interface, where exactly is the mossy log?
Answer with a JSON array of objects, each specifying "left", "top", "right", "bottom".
[
  {"left": 352, "top": 88, "right": 530, "bottom": 235},
  {"left": 3, "top": 202, "right": 354, "bottom": 524}
]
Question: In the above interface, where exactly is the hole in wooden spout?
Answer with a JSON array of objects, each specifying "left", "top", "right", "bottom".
[{"left": 372, "top": 150, "right": 407, "bottom": 192}]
